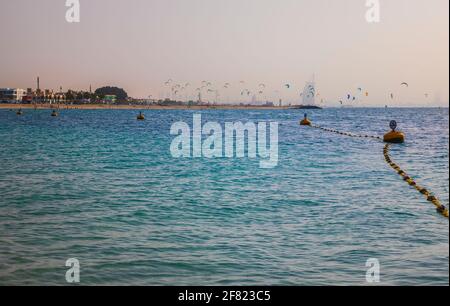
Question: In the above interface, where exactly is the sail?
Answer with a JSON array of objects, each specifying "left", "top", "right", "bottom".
[{"left": 301, "top": 80, "right": 316, "bottom": 106}]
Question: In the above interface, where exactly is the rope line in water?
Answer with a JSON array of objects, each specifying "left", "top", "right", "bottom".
[
  {"left": 310, "top": 124, "right": 383, "bottom": 141},
  {"left": 383, "top": 144, "right": 449, "bottom": 219},
  {"left": 304, "top": 122, "right": 448, "bottom": 219}
]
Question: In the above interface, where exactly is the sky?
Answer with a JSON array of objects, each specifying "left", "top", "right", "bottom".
[{"left": 0, "top": 0, "right": 448, "bottom": 106}]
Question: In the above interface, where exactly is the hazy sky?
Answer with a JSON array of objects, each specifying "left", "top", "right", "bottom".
[{"left": 0, "top": 0, "right": 448, "bottom": 106}]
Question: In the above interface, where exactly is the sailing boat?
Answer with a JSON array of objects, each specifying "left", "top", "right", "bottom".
[{"left": 292, "top": 76, "right": 322, "bottom": 109}]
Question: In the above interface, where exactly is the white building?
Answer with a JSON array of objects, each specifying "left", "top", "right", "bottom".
[{"left": 0, "top": 88, "right": 26, "bottom": 102}]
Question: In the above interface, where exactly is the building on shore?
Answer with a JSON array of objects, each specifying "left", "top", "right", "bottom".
[
  {"left": 104, "top": 95, "right": 117, "bottom": 104},
  {"left": 0, "top": 88, "right": 26, "bottom": 103}
]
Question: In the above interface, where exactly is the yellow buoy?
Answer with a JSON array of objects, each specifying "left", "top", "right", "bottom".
[
  {"left": 384, "top": 120, "right": 405, "bottom": 143},
  {"left": 137, "top": 112, "right": 145, "bottom": 120},
  {"left": 300, "top": 114, "right": 311, "bottom": 126},
  {"left": 384, "top": 130, "right": 405, "bottom": 143}
]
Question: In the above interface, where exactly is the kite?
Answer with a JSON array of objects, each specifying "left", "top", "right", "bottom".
[{"left": 241, "top": 89, "right": 250, "bottom": 96}]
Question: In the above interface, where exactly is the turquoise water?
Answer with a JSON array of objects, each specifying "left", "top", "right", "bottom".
[{"left": 0, "top": 108, "right": 448, "bottom": 286}]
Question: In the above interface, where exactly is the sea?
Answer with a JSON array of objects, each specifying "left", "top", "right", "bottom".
[{"left": 0, "top": 107, "right": 448, "bottom": 285}]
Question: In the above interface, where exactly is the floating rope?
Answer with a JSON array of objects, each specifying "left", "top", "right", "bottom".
[
  {"left": 310, "top": 124, "right": 383, "bottom": 141},
  {"left": 302, "top": 119, "right": 448, "bottom": 219},
  {"left": 384, "top": 144, "right": 449, "bottom": 219}
]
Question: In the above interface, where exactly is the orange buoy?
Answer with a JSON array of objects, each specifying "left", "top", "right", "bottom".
[
  {"left": 300, "top": 114, "right": 312, "bottom": 126},
  {"left": 384, "top": 120, "right": 405, "bottom": 143}
]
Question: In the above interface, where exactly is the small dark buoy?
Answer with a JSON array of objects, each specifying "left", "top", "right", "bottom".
[
  {"left": 137, "top": 112, "right": 145, "bottom": 120},
  {"left": 16, "top": 109, "right": 23, "bottom": 115},
  {"left": 51, "top": 110, "right": 58, "bottom": 117}
]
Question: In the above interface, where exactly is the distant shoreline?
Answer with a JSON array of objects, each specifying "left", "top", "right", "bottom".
[
  {"left": 0, "top": 103, "right": 292, "bottom": 111},
  {"left": 0, "top": 103, "right": 447, "bottom": 110}
]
